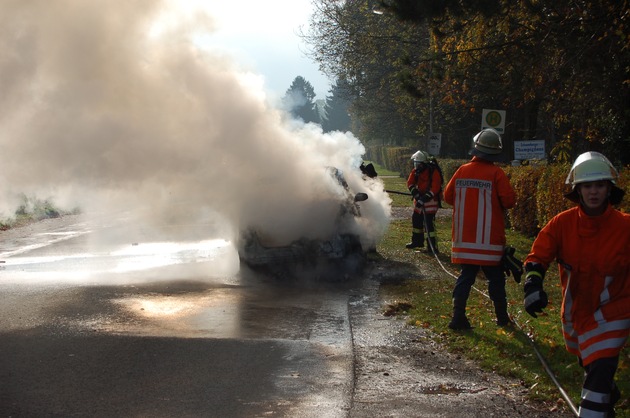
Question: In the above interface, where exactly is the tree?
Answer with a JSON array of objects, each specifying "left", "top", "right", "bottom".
[
  {"left": 303, "top": 0, "right": 630, "bottom": 162},
  {"left": 376, "top": 0, "right": 630, "bottom": 163},
  {"left": 322, "top": 79, "right": 353, "bottom": 133},
  {"left": 302, "top": 0, "right": 433, "bottom": 146},
  {"left": 282, "top": 76, "right": 320, "bottom": 124}
]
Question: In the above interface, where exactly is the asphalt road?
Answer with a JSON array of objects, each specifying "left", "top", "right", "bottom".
[
  {"left": 0, "top": 215, "right": 354, "bottom": 417},
  {"left": 0, "top": 280, "right": 353, "bottom": 417},
  {"left": 0, "top": 215, "right": 574, "bottom": 417}
]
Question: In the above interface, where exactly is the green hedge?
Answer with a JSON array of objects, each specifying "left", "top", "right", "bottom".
[
  {"left": 365, "top": 145, "right": 415, "bottom": 177},
  {"left": 504, "top": 165, "right": 544, "bottom": 236},
  {"left": 504, "top": 163, "right": 629, "bottom": 236},
  {"left": 365, "top": 145, "right": 467, "bottom": 179}
]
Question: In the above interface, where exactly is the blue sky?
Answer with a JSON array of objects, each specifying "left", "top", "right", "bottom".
[{"left": 185, "top": 0, "right": 332, "bottom": 101}]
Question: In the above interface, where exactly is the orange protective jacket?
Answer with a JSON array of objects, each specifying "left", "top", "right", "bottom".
[
  {"left": 443, "top": 157, "right": 516, "bottom": 265},
  {"left": 406, "top": 166, "right": 442, "bottom": 215},
  {"left": 525, "top": 204, "right": 630, "bottom": 365}
]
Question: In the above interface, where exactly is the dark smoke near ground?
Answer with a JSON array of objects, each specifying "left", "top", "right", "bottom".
[{"left": 0, "top": 1, "right": 391, "bottom": 255}]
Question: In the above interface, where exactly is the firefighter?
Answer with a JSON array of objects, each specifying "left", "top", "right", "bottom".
[
  {"left": 443, "top": 128, "right": 516, "bottom": 329},
  {"left": 405, "top": 150, "right": 443, "bottom": 254},
  {"left": 523, "top": 151, "right": 629, "bottom": 417}
]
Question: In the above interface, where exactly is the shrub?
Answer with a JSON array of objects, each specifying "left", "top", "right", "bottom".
[
  {"left": 536, "top": 164, "right": 574, "bottom": 228},
  {"left": 439, "top": 159, "right": 470, "bottom": 185},
  {"left": 366, "top": 145, "right": 414, "bottom": 176},
  {"left": 617, "top": 166, "right": 630, "bottom": 214},
  {"left": 505, "top": 165, "right": 544, "bottom": 236}
]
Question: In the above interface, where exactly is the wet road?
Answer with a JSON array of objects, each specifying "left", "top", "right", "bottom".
[{"left": 0, "top": 215, "right": 354, "bottom": 417}]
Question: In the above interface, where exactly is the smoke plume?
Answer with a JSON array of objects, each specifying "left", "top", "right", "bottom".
[{"left": 0, "top": 0, "right": 391, "bottom": 253}]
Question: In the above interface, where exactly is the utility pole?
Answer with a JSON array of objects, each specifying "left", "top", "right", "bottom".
[{"left": 429, "top": 90, "right": 433, "bottom": 134}]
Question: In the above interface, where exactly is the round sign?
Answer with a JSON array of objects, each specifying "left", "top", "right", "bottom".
[{"left": 485, "top": 111, "right": 502, "bottom": 127}]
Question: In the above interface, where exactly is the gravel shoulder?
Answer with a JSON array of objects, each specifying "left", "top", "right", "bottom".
[
  {"left": 349, "top": 204, "right": 573, "bottom": 417},
  {"left": 346, "top": 257, "right": 574, "bottom": 417}
]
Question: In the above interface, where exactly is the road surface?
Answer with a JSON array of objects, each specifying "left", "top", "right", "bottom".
[{"left": 0, "top": 215, "right": 571, "bottom": 417}]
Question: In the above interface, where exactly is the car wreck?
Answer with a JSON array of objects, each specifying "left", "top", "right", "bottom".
[{"left": 237, "top": 167, "right": 370, "bottom": 281}]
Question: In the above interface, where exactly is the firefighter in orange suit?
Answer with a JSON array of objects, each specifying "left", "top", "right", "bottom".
[
  {"left": 443, "top": 128, "right": 516, "bottom": 330},
  {"left": 405, "top": 150, "right": 442, "bottom": 254},
  {"left": 523, "top": 151, "right": 629, "bottom": 417}
]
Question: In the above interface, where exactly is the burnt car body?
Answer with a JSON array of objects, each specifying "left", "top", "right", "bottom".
[{"left": 237, "top": 167, "right": 369, "bottom": 281}]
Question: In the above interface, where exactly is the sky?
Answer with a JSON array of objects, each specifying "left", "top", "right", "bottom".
[
  {"left": 0, "top": 0, "right": 389, "bottom": 262},
  {"left": 166, "top": 0, "right": 332, "bottom": 101}
]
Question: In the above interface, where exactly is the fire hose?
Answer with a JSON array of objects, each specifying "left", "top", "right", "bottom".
[
  {"left": 386, "top": 189, "right": 579, "bottom": 416},
  {"left": 466, "top": 280, "right": 580, "bottom": 417},
  {"left": 384, "top": 189, "right": 412, "bottom": 196},
  {"left": 420, "top": 228, "right": 579, "bottom": 417}
]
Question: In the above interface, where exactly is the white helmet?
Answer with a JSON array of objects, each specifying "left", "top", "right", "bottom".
[
  {"left": 411, "top": 150, "right": 428, "bottom": 169},
  {"left": 411, "top": 150, "right": 428, "bottom": 163},
  {"left": 564, "top": 151, "right": 624, "bottom": 204},
  {"left": 473, "top": 128, "right": 502, "bottom": 154},
  {"left": 470, "top": 128, "right": 503, "bottom": 161},
  {"left": 565, "top": 151, "right": 618, "bottom": 185}
]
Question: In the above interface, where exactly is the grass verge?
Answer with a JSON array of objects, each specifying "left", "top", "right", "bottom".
[
  {"left": 0, "top": 195, "right": 79, "bottom": 230},
  {"left": 377, "top": 171, "right": 629, "bottom": 416}
]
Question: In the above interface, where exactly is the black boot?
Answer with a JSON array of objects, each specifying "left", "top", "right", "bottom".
[
  {"left": 494, "top": 299, "right": 511, "bottom": 326},
  {"left": 448, "top": 298, "right": 472, "bottom": 330},
  {"left": 405, "top": 233, "right": 424, "bottom": 249},
  {"left": 609, "top": 384, "right": 620, "bottom": 417},
  {"left": 426, "top": 237, "right": 439, "bottom": 254}
]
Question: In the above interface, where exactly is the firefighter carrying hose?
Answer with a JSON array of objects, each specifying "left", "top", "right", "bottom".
[
  {"left": 443, "top": 128, "right": 516, "bottom": 329},
  {"left": 405, "top": 150, "right": 443, "bottom": 254},
  {"left": 523, "top": 151, "right": 629, "bottom": 417}
]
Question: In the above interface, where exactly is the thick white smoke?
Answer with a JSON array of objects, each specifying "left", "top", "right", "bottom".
[{"left": 0, "top": 0, "right": 391, "bottom": 253}]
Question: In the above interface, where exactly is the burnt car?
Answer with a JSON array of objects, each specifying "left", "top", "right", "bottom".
[{"left": 237, "top": 167, "right": 369, "bottom": 281}]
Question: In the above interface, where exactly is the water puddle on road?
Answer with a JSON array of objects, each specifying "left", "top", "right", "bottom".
[
  {"left": 0, "top": 239, "right": 240, "bottom": 284},
  {"left": 101, "top": 287, "right": 245, "bottom": 338},
  {"left": 77, "top": 282, "right": 348, "bottom": 342},
  {"left": 0, "top": 220, "right": 352, "bottom": 344}
]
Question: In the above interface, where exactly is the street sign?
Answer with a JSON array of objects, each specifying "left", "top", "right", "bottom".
[
  {"left": 428, "top": 133, "right": 441, "bottom": 155},
  {"left": 481, "top": 109, "right": 506, "bottom": 133}
]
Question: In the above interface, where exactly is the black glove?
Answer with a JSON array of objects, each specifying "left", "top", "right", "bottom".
[
  {"left": 411, "top": 188, "right": 421, "bottom": 202},
  {"left": 502, "top": 246, "right": 523, "bottom": 283},
  {"left": 523, "top": 263, "right": 548, "bottom": 318},
  {"left": 420, "top": 192, "right": 434, "bottom": 203}
]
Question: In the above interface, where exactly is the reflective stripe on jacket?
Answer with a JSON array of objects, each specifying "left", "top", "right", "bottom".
[
  {"left": 443, "top": 157, "right": 516, "bottom": 265},
  {"left": 525, "top": 205, "right": 630, "bottom": 365},
  {"left": 407, "top": 166, "right": 442, "bottom": 215}
]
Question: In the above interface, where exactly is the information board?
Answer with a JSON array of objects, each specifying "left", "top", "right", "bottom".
[{"left": 514, "top": 140, "right": 545, "bottom": 160}]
